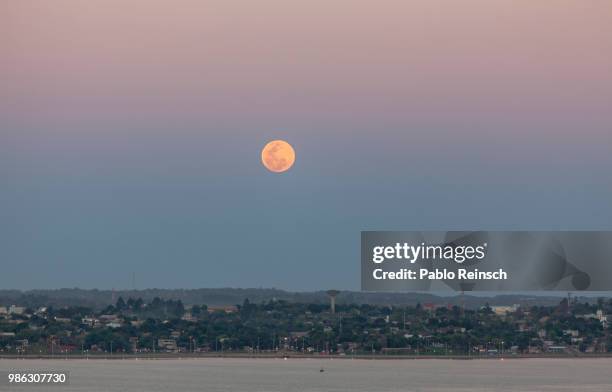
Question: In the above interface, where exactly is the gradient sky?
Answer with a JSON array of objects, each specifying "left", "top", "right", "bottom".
[{"left": 1, "top": 1, "right": 611, "bottom": 290}]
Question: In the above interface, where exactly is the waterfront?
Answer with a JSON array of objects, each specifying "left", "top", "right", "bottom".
[{"left": 1, "top": 358, "right": 612, "bottom": 391}]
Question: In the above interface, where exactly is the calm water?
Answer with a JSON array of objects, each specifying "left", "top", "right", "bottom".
[{"left": 1, "top": 358, "right": 611, "bottom": 392}]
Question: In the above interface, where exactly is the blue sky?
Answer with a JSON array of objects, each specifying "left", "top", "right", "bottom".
[{"left": 2, "top": 1, "right": 611, "bottom": 290}]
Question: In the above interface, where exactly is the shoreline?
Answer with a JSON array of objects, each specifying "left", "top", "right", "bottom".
[{"left": 2, "top": 353, "right": 612, "bottom": 361}]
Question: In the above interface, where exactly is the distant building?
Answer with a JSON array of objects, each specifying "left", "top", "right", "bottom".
[
  {"left": 546, "top": 345, "right": 567, "bottom": 353},
  {"left": 54, "top": 317, "right": 71, "bottom": 323},
  {"left": 99, "top": 314, "right": 121, "bottom": 327},
  {"left": 596, "top": 310, "right": 608, "bottom": 327},
  {"left": 158, "top": 339, "right": 178, "bottom": 352},
  {"left": 15, "top": 339, "right": 29, "bottom": 347},
  {"left": 81, "top": 317, "right": 98, "bottom": 327},
  {"left": 9, "top": 305, "right": 25, "bottom": 315},
  {"left": 491, "top": 305, "right": 519, "bottom": 316},
  {"left": 129, "top": 337, "right": 139, "bottom": 352},
  {"left": 577, "top": 310, "right": 609, "bottom": 327},
  {"left": 99, "top": 314, "right": 119, "bottom": 321},
  {"left": 181, "top": 312, "right": 196, "bottom": 322},
  {"left": 326, "top": 290, "right": 340, "bottom": 314},
  {"left": 571, "top": 337, "right": 583, "bottom": 344}
]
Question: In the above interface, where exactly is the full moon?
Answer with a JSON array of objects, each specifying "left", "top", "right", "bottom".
[{"left": 261, "top": 140, "right": 296, "bottom": 173}]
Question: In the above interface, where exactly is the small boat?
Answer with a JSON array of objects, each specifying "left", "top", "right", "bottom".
[{"left": 320, "top": 368, "right": 325, "bottom": 373}]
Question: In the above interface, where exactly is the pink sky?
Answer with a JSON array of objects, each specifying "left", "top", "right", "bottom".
[
  {"left": 1, "top": 1, "right": 612, "bottom": 289},
  {"left": 3, "top": 0, "right": 611, "bottom": 127}
]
